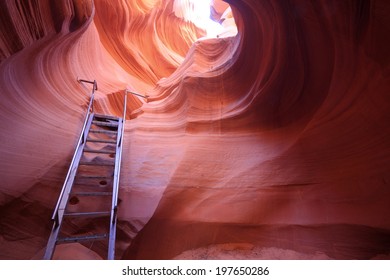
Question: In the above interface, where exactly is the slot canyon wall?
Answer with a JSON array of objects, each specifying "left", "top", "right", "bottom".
[{"left": 0, "top": 0, "right": 389, "bottom": 259}]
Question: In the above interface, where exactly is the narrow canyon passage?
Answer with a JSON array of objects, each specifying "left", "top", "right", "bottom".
[{"left": 0, "top": 0, "right": 389, "bottom": 260}]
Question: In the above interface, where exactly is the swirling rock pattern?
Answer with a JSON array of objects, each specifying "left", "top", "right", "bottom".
[{"left": 1, "top": 0, "right": 390, "bottom": 259}]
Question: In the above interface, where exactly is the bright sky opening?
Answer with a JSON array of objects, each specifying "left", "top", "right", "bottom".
[{"left": 174, "top": 0, "right": 224, "bottom": 38}]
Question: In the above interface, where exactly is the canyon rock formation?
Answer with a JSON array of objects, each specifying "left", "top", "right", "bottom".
[{"left": 1, "top": 0, "right": 390, "bottom": 259}]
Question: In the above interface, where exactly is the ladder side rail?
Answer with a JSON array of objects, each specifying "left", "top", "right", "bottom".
[
  {"left": 43, "top": 221, "right": 60, "bottom": 259},
  {"left": 108, "top": 91, "right": 127, "bottom": 260},
  {"left": 51, "top": 80, "right": 97, "bottom": 221},
  {"left": 45, "top": 79, "right": 97, "bottom": 260},
  {"left": 108, "top": 119, "right": 123, "bottom": 260}
]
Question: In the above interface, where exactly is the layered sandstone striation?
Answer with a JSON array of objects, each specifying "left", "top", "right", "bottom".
[{"left": 1, "top": 0, "right": 390, "bottom": 259}]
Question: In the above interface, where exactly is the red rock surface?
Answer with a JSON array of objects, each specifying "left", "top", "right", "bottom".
[{"left": 1, "top": 0, "right": 390, "bottom": 259}]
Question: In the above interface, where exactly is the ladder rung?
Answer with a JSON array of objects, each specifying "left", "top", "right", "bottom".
[
  {"left": 57, "top": 234, "right": 108, "bottom": 244},
  {"left": 64, "top": 211, "right": 111, "bottom": 218},
  {"left": 71, "top": 192, "right": 113, "bottom": 196},
  {"left": 89, "top": 129, "right": 117, "bottom": 135},
  {"left": 92, "top": 120, "right": 118, "bottom": 128},
  {"left": 79, "top": 161, "right": 115, "bottom": 166},
  {"left": 75, "top": 175, "right": 112, "bottom": 180},
  {"left": 94, "top": 114, "right": 119, "bottom": 121},
  {"left": 84, "top": 148, "right": 115, "bottom": 154},
  {"left": 87, "top": 138, "right": 117, "bottom": 144}
]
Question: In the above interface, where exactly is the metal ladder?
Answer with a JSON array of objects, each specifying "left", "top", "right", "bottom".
[{"left": 43, "top": 79, "right": 127, "bottom": 260}]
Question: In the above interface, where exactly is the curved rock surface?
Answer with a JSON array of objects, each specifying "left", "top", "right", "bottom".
[{"left": 1, "top": 0, "right": 390, "bottom": 259}]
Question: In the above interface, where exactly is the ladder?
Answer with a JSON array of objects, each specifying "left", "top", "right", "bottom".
[{"left": 43, "top": 79, "right": 127, "bottom": 260}]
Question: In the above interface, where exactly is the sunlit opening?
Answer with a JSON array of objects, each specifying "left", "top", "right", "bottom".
[{"left": 173, "top": 0, "right": 236, "bottom": 38}]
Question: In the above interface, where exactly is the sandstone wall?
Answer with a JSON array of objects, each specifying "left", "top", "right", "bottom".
[{"left": 0, "top": 0, "right": 389, "bottom": 259}]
